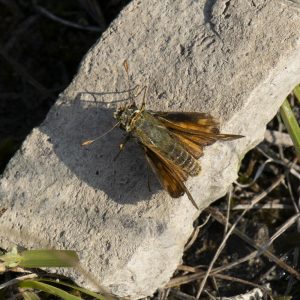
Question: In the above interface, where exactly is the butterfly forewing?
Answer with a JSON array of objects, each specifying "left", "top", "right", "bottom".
[
  {"left": 153, "top": 112, "right": 243, "bottom": 153},
  {"left": 153, "top": 112, "right": 218, "bottom": 126},
  {"left": 153, "top": 112, "right": 220, "bottom": 133}
]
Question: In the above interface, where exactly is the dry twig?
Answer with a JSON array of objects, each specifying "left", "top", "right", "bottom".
[
  {"left": 196, "top": 175, "right": 285, "bottom": 299},
  {"left": 34, "top": 5, "right": 102, "bottom": 32}
]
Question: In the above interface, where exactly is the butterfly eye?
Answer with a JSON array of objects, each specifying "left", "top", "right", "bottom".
[{"left": 114, "top": 109, "right": 122, "bottom": 120}]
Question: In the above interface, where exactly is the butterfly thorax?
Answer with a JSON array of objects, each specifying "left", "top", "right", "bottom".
[{"left": 114, "top": 104, "right": 141, "bottom": 132}]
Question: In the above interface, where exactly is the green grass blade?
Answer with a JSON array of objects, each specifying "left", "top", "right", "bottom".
[
  {"left": 19, "top": 280, "right": 82, "bottom": 300},
  {"left": 0, "top": 247, "right": 21, "bottom": 268},
  {"left": 280, "top": 98, "right": 300, "bottom": 159},
  {"left": 22, "top": 291, "right": 41, "bottom": 300},
  {"left": 19, "top": 250, "right": 79, "bottom": 268},
  {"left": 293, "top": 85, "right": 300, "bottom": 104},
  {"left": 37, "top": 278, "right": 109, "bottom": 300}
]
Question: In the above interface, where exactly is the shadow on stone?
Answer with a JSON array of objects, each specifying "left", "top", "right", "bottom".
[{"left": 39, "top": 90, "right": 161, "bottom": 205}]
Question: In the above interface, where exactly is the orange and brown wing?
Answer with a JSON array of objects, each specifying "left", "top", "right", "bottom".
[
  {"left": 145, "top": 144, "right": 189, "bottom": 186},
  {"left": 144, "top": 146, "right": 198, "bottom": 209},
  {"left": 152, "top": 112, "right": 243, "bottom": 158},
  {"left": 153, "top": 112, "right": 219, "bottom": 133}
]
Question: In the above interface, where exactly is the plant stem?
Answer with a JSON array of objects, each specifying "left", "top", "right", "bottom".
[{"left": 280, "top": 98, "right": 300, "bottom": 159}]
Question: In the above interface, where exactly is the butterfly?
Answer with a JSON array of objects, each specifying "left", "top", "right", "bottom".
[{"left": 83, "top": 61, "right": 243, "bottom": 209}]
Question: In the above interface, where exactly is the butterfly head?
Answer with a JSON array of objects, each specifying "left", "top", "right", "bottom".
[{"left": 114, "top": 103, "right": 141, "bottom": 132}]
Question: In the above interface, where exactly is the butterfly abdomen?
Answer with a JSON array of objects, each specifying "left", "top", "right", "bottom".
[
  {"left": 167, "top": 141, "right": 201, "bottom": 176},
  {"left": 133, "top": 110, "right": 201, "bottom": 176}
]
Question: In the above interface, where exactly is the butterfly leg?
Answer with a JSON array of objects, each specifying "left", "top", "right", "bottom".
[
  {"left": 133, "top": 85, "right": 147, "bottom": 110},
  {"left": 147, "top": 162, "right": 152, "bottom": 193},
  {"left": 113, "top": 135, "right": 131, "bottom": 161},
  {"left": 141, "top": 86, "right": 147, "bottom": 110}
]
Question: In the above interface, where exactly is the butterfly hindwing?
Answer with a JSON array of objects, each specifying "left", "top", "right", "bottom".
[
  {"left": 144, "top": 146, "right": 185, "bottom": 198},
  {"left": 144, "top": 146, "right": 199, "bottom": 209},
  {"left": 170, "top": 131, "right": 204, "bottom": 159}
]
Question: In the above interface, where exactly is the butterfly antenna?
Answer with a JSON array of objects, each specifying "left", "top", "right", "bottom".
[
  {"left": 123, "top": 60, "right": 133, "bottom": 104},
  {"left": 81, "top": 122, "right": 120, "bottom": 146}
]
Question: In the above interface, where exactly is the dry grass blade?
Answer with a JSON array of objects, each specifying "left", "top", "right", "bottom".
[
  {"left": 229, "top": 202, "right": 293, "bottom": 210},
  {"left": 0, "top": 46, "right": 51, "bottom": 97},
  {"left": 165, "top": 270, "right": 206, "bottom": 288},
  {"left": 210, "top": 250, "right": 260, "bottom": 276},
  {"left": 165, "top": 256, "right": 268, "bottom": 292},
  {"left": 34, "top": 5, "right": 102, "bottom": 32},
  {"left": 0, "top": 273, "right": 38, "bottom": 290},
  {"left": 235, "top": 158, "right": 273, "bottom": 188},
  {"left": 287, "top": 174, "right": 299, "bottom": 212},
  {"left": 257, "top": 212, "right": 300, "bottom": 255},
  {"left": 169, "top": 289, "right": 196, "bottom": 299},
  {"left": 196, "top": 175, "right": 285, "bottom": 299},
  {"left": 77, "top": 0, "right": 106, "bottom": 30},
  {"left": 158, "top": 288, "right": 170, "bottom": 300},
  {"left": 177, "top": 265, "right": 199, "bottom": 273},
  {"left": 285, "top": 172, "right": 300, "bottom": 294},
  {"left": 184, "top": 214, "right": 210, "bottom": 251},
  {"left": 5, "top": 16, "right": 38, "bottom": 51},
  {"left": 224, "top": 186, "right": 232, "bottom": 235},
  {"left": 207, "top": 206, "right": 300, "bottom": 279},
  {"left": 258, "top": 145, "right": 300, "bottom": 178},
  {"left": 184, "top": 226, "right": 201, "bottom": 251},
  {"left": 209, "top": 273, "right": 268, "bottom": 291},
  {"left": 165, "top": 175, "right": 299, "bottom": 292},
  {"left": 265, "top": 130, "right": 293, "bottom": 147},
  {"left": 166, "top": 250, "right": 263, "bottom": 288}
]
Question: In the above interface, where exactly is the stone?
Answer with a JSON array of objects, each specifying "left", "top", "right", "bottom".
[{"left": 1, "top": 0, "right": 300, "bottom": 298}]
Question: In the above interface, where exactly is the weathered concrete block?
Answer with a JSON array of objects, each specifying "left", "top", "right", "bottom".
[{"left": 1, "top": 0, "right": 300, "bottom": 298}]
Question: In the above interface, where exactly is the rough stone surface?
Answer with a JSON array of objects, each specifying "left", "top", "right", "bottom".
[{"left": 1, "top": 0, "right": 300, "bottom": 298}]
